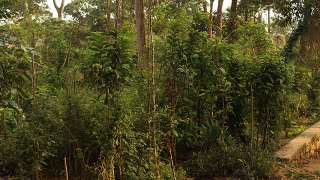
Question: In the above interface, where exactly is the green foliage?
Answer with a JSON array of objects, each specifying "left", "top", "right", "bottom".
[
  {"left": 153, "top": 13, "right": 293, "bottom": 178},
  {"left": 0, "top": 0, "right": 14, "bottom": 19},
  {"left": 234, "top": 22, "right": 275, "bottom": 60},
  {"left": 293, "top": 66, "right": 312, "bottom": 93},
  {"left": 283, "top": 93, "right": 310, "bottom": 137},
  {"left": 253, "top": 59, "right": 294, "bottom": 143},
  {"left": 65, "top": 0, "right": 118, "bottom": 30},
  {"left": 0, "top": 28, "right": 30, "bottom": 108},
  {"left": 189, "top": 143, "right": 275, "bottom": 179},
  {"left": 40, "top": 20, "right": 76, "bottom": 73},
  {"left": 0, "top": 1, "right": 317, "bottom": 179},
  {"left": 0, "top": 96, "right": 64, "bottom": 177},
  {"left": 0, "top": 0, "right": 48, "bottom": 20},
  {"left": 84, "top": 27, "right": 135, "bottom": 98}
]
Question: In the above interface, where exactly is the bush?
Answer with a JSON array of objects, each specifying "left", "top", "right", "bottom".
[{"left": 187, "top": 141, "right": 275, "bottom": 179}]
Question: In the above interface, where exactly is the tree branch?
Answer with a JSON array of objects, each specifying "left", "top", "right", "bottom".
[
  {"left": 53, "top": 0, "right": 60, "bottom": 11},
  {"left": 60, "top": 0, "right": 65, "bottom": 14}
]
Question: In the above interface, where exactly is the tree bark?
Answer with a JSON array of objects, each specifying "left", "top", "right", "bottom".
[
  {"left": 267, "top": 7, "right": 271, "bottom": 34},
  {"left": 53, "top": 0, "right": 65, "bottom": 20},
  {"left": 208, "top": 0, "right": 214, "bottom": 38},
  {"left": 106, "top": 0, "right": 112, "bottom": 27},
  {"left": 64, "top": 156, "right": 69, "bottom": 180},
  {"left": 215, "top": 0, "right": 224, "bottom": 37},
  {"left": 116, "top": 0, "right": 123, "bottom": 28},
  {"left": 283, "top": 0, "right": 312, "bottom": 60},
  {"left": 298, "top": 0, "right": 320, "bottom": 68},
  {"left": 226, "top": 0, "right": 237, "bottom": 40},
  {"left": 201, "top": 0, "right": 207, "bottom": 12},
  {"left": 135, "top": 0, "right": 146, "bottom": 67},
  {"left": 230, "top": 0, "right": 237, "bottom": 27},
  {"left": 146, "top": 0, "right": 160, "bottom": 178}
]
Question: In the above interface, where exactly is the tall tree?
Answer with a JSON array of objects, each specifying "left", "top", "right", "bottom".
[
  {"left": 106, "top": 0, "right": 112, "bottom": 26},
  {"left": 299, "top": 0, "right": 320, "bottom": 68},
  {"left": 116, "top": 0, "right": 123, "bottom": 28},
  {"left": 135, "top": 0, "right": 146, "bottom": 66},
  {"left": 200, "top": 0, "right": 207, "bottom": 12},
  {"left": 281, "top": 0, "right": 313, "bottom": 60},
  {"left": 215, "top": 0, "right": 224, "bottom": 37},
  {"left": 230, "top": 0, "right": 237, "bottom": 26},
  {"left": 0, "top": 0, "right": 46, "bottom": 20},
  {"left": 226, "top": 0, "right": 237, "bottom": 40},
  {"left": 53, "top": 0, "right": 65, "bottom": 20},
  {"left": 208, "top": 0, "right": 214, "bottom": 38}
]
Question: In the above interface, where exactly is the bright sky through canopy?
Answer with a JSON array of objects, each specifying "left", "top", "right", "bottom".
[
  {"left": 47, "top": 0, "right": 271, "bottom": 21},
  {"left": 47, "top": 0, "right": 72, "bottom": 17},
  {"left": 47, "top": 0, "right": 233, "bottom": 17},
  {"left": 213, "top": 0, "right": 232, "bottom": 11}
]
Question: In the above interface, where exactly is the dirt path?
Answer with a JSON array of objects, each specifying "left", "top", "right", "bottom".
[
  {"left": 274, "top": 120, "right": 320, "bottom": 179},
  {"left": 304, "top": 159, "right": 320, "bottom": 174},
  {"left": 276, "top": 159, "right": 320, "bottom": 179},
  {"left": 276, "top": 121, "right": 320, "bottom": 161}
]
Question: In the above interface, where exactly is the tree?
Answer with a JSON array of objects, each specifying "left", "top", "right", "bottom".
[
  {"left": 201, "top": 0, "right": 207, "bottom": 12},
  {"left": 64, "top": 0, "right": 112, "bottom": 30},
  {"left": 230, "top": 0, "right": 238, "bottom": 23},
  {"left": 85, "top": 28, "right": 135, "bottom": 179},
  {"left": 299, "top": 0, "right": 320, "bottom": 68},
  {"left": 53, "top": 0, "right": 65, "bottom": 20},
  {"left": 214, "top": 0, "right": 224, "bottom": 37},
  {"left": 226, "top": 0, "right": 238, "bottom": 40},
  {"left": 0, "top": 0, "right": 46, "bottom": 21},
  {"left": 0, "top": 34, "right": 30, "bottom": 108},
  {"left": 116, "top": 0, "right": 123, "bottom": 28},
  {"left": 208, "top": 0, "right": 214, "bottom": 38},
  {"left": 279, "top": 0, "right": 313, "bottom": 60},
  {"left": 135, "top": 0, "right": 146, "bottom": 66},
  {"left": 0, "top": 0, "right": 14, "bottom": 19}
]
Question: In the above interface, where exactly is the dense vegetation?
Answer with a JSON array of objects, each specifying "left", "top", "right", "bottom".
[{"left": 1, "top": 0, "right": 320, "bottom": 179}]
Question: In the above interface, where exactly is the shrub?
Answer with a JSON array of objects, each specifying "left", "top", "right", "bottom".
[{"left": 187, "top": 141, "right": 275, "bottom": 179}]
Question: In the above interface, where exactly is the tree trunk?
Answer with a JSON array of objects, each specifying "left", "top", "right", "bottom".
[
  {"left": 64, "top": 156, "right": 69, "bottom": 180},
  {"left": 106, "top": 0, "right": 112, "bottom": 27},
  {"left": 230, "top": 0, "right": 237, "bottom": 25},
  {"left": 230, "top": 0, "right": 237, "bottom": 23},
  {"left": 298, "top": 0, "right": 320, "bottom": 68},
  {"left": 24, "top": 0, "right": 37, "bottom": 100},
  {"left": 283, "top": 0, "right": 312, "bottom": 60},
  {"left": 215, "top": 0, "right": 224, "bottom": 37},
  {"left": 201, "top": 0, "right": 207, "bottom": 12},
  {"left": 226, "top": 0, "right": 237, "bottom": 40},
  {"left": 147, "top": 0, "right": 161, "bottom": 178},
  {"left": 53, "top": 0, "right": 65, "bottom": 20},
  {"left": 208, "top": 0, "right": 214, "bottom": 38},
  {"left": 32, "top": 52, "right": 36, "bottom": 99},
  {"left": 116, "top": 0, "right": 123, "bottom": 28},
  {"left": 250, "top": 84, "right": 254, "bottom": 148},
  {"left": 267, "top": 7, "right": 271, "bottom": 34},
  {"left": 135, "top": 0, "right": 146, "bottom": 67},
  {"left": 2, "top": 110, "right": 6, "bottom": 139}
]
